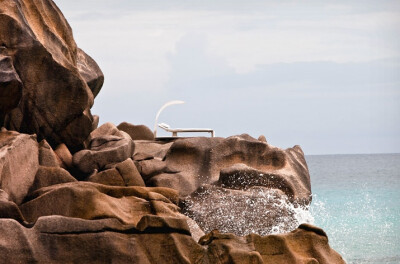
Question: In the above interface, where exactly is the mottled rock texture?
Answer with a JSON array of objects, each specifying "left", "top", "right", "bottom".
[
  {"left": 0, "top": 130, "right": 38, "bottom": 204},
  {"left": 73, "top": 123, "right": 135, "bottom": 174},
  {"left": 0, "top": 0, "right": 103, "bottom": 151},
  {"left": 0, "top": 216, "right": 345, "bottom": 264},
  {"left": 139, "top": 134, "right": 311, "bottom": 204},
  {"left": 0, "top": 1, "right": 346, "bottom": 263},
  {"left": 118, "top": 122, "right": 155, "bottom": 141}
]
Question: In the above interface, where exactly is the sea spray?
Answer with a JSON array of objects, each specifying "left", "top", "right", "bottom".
[{"left": 183, "top": 185, "right": 314, "bottom": 237}]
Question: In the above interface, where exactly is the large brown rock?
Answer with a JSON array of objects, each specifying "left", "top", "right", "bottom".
[
  {"left": 84, "top": 122, "right": 132, "bottom": 148},
  {"left": 0, "top": 130, "right": 39, "bottom": 204},
  {"left": 141, "top": 135, "right": 311, "bottom": 203},
  {"left": 0, "top": 189, "right": 27, "bottom": 223},
  {"left": 0, "top": 216, "right": 344, "bottom": 264},
  {"left": 28, "top": 166, "right": 77, "bottom": 194},
  {"left": 0, "top": 0, "right": 103, "bottom": 151},
  {"left": 133, "top": 140, "right": 174, "bottom": 160},
  {"left": 38, "top": 139, "right": 59, "bottom": 167},
  {"left": 86, "top": 158, "right": 145, "bottom": 187},
  {"left": 73, "top": 135, "right": 135, "bottom": 174},
  {"left": 117, "top": 122, "right": 155, "bottom": 141},
  {"left": 86, "top": 168, "right": 126, "bottom": 186},
  {"left": 77, "top": 48, "right": 104, "bottom": 98},
  {"left": 20, "top": 182, "right": 181, "bottom": 225},
  {"left": 54, "top": 143, "right": 73, "bottom": 169}
]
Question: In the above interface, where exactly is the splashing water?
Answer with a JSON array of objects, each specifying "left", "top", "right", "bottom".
[{"left": 183, "top": 185, "right": 314, "bottom": 236}]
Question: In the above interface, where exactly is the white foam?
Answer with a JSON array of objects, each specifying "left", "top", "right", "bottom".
[{"left": 184, "top": 186, "right": 314, "bottom": 236}]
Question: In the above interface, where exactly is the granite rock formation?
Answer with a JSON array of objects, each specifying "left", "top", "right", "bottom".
[
  {"left": 0, "top": 0, "right": 103, "bottom": 151},
  {"left": 0, "top": 130, "right": 38, "bottom": 204},
  {"left": 0, "top": 0, "right": 346, "bottom": 263},
  {"left": 137, "top": 134, "right": 311, "bottom": 204},
  {"left": 118, "top": 122, "right": 155, "bottom": 141}
]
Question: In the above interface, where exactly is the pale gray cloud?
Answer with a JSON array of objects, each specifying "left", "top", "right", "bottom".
[{"left": 54, "top": 0, "right": 400, "bottom": 154}]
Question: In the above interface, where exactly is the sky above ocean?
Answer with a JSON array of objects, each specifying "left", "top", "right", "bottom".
[{"left": 55, "top": 0, "right": 400, "bottom": 155}]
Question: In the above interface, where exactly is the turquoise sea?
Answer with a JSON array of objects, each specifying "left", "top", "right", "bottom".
[{"left": 306, "top": 154, "right": 400, "bottom": 264}]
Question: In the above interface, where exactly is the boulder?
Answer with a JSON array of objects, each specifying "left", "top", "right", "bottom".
[
  {"left": 83, "top": 122, "right": 131, "bottom": 148},
  {"left": 0, "top": 130, "right": 39, "bottom": 204},
  {"left": 114, "top": 158, "right": 145, "bottom": 187},
  {"left": 117, "top": 122, "right": 155, "bottom": 141},
  {"left": 133, "top": 141, "right": 173, "bottom": 160},
  {"left": 38, "top": 139, "right": 59, "bottom": 167},
  {"left": 54, "top": 143, "right": 73, "bottom": 169},
  {"left": 20, "top": 182, "right": 181, "bottom": 225},
  {"left": 86, "top": 168, "right": 126, "bottom": 186},
  {"left": 0, "top": 216, "right": 345, "bottom": 263},
  {"left": 76, "top": 48, "right": 104, "bottom": 98},
  {"left": 28, "top": 166, "right": 77, "bottom": 194},
  {"left": 0, "top": 0, "right": 103, "bottom": 151},
  {"left": 0, "top": 189, "right": 27, "bottom": 223},
  {"left": 137, "top": 158, "right": 167, "bottom": 181},
  {"left": 141, "top": 135, "right": 311, "bottom": 202},
  {"left": 197, "top": 225, "right": 345, "bottom": 264},
  {"left": 258, "top": 134, "right": 267, "bottom": 142},
  {"left": 73, "top": 136, "right": 135, "bottom": 174},
  {"left": 86, "top": 159, "right": 144, "bottom": 187}
]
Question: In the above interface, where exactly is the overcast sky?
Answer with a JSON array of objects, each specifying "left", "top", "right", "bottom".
[{"left": 55, "top": 0, "right": 400, "bottom": 155}]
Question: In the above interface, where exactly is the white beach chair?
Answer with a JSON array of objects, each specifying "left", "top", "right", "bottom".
[{"left": 158, "top": 123, "right": 215, "bottom": 137}]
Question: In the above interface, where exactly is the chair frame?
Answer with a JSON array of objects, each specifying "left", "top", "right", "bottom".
[{"left": 158, "top": 123, "right": 215, "bottom": 137}]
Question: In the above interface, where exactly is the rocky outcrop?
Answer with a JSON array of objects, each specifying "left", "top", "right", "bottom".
[
  {"left": 0, "top": 130, "right": 38, "bottom": 204},
  {"left": 20, "top": 182, "right": 181, "bottom": 224},
  {"left": 0, "top": 130, "right": 344, "bottom": 263},
  {"left": 86, "top": 158, "right": 145, "bottom": 187},
  {"left": 0, "top": 1, "right": 346, "bottom": 263},
  {"left": 73, "top": 123, "right": 135, "bottom": 174},
  {"left": 0, "top": 0, "right": 103, "bottom": 151},
  {"left": 139, "top": 134, "right": 311, "bottom": 203},
  {"left": 38, "top": 140, "right": 59, "bottom": 167},
  {"left": 0, "top": 216, "right": 345, "bottom": 263},
  {"left": 28, "top": 166, "right": 77, "bottom": 194},
  {"left": 118, "top": 122, "right": 155, "bottom": 140}
]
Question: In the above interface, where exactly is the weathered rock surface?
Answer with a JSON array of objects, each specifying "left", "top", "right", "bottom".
[
  {"left": 0, "top": 189, "right": 27, "bottom": 223},
  {"left": 38, "top": 140, "right": 59, "bottom": 167},
  {"left": 118, "top": 122, "right": 155, "bottom": 140},
  {"left": 0, "top": 130, "right": 38, "bottom": 204},
  {"left": 77, "top": 48, "right": 104, "bottom": 98},
  {"left": 28, "top": 166, "right": 77, "bottom": 194},
  {"left": 140, "top": 134, "right": 311, "bottom": 203},
  {"left": 0, "top": 1, "right": 346, "bottom": 262},
  {"left": 134, "top": 140, "right": 173, "bottom": 160},
  {"left": 0, "top": 0, "right": 103, "bottom": 151},
  {"left": 54, "top": 143, "right": 73, "bottom": 169},
  {"left": 0, "top": 216, "right": 345, "bottom": 264},
  {"left": 86, "top": 158, "right": 145, "bottom": 187},
  {"left": 21, "top": 182, "right": 181, "bottom": 225},
  {"left": 73, "top": 135, "right": 135, "bottom": 174},
  {"left": 84, "top": 122, "right": 132, "bottom": 148}
]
